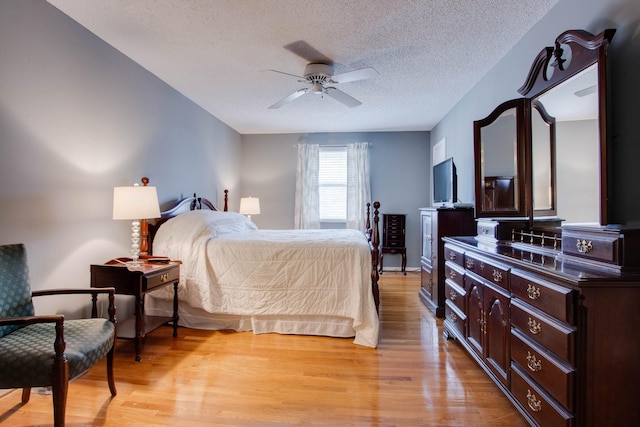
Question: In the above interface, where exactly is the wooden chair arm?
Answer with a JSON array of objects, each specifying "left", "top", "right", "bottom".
[
  {"left": 0, "top": 314, "right": 64, "bottom": 328},
  {"left": 31, "top": 288, "right": 115, "bottom": 298},
  {"left": 32, "top": 287, "right": 116, "bottom": 323}
]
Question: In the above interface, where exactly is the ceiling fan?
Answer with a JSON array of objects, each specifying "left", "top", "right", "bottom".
[{"left": 268, "top": 40, "right": 378, "bottom": 109}]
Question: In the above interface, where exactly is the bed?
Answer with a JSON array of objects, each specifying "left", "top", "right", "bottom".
[{"left": 144, "top": 191, "right": 381, "bottom": 348}]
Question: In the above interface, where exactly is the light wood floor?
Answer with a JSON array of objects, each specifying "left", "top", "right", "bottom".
[{"left": 0, "top": 272, "right": 528, "bottom": 426}]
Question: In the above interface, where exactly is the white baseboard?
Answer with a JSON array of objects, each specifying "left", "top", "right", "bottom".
[{"left": 379, "top": 267, "right": 419, "bottom": 272}]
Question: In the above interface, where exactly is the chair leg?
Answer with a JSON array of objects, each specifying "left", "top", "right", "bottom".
[
  {"left": 21, "top": 388, "right": 31, "bottom": 403},
  {"left": 107, "top": 344, "right": 117, "bottom": 396},
  {"left": 52, "top": 359, "right": 69, "bottom": 427}
]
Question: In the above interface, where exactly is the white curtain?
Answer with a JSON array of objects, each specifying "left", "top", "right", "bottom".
[
  {"left": 294, "top": 142, "right": 370, "bottom": 231},
  {"left": 346, "top": 142, "right": 371, "bottom": 231},
  {"left": 294, "top": 143, "right": 320, "bottom": 229}
]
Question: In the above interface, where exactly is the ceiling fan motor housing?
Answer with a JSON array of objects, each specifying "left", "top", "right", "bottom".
[{"left": 303, "top": 63, "right": 333, "bottom": 84}]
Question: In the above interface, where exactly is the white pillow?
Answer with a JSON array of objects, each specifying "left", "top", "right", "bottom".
[{"left": 153, "top": 210, "right": 257, "bottom": 256}]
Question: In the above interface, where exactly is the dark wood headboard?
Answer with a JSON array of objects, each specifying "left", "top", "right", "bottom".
[{"left": 143, "top": 187, "right": 229, "bottom": 255}]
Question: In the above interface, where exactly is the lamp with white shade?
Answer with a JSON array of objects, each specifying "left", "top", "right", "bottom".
[
  {"left": 113, "top": 182, "right": 161, "bottom": 266},
  {"left": 239, "top": 197, "right": 260, "bottom": 220}
]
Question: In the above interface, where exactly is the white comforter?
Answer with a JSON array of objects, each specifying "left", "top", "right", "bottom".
[{"left": 147, "top": 210, "right": 379, "bottom": 347}]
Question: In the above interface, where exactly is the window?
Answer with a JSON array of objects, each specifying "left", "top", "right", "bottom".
[
  {"left": 295, "top": 142, "right": 369, "bottom": 230},
  {"left": 318, "top": 146, "right": 347, "bottom": 222}
]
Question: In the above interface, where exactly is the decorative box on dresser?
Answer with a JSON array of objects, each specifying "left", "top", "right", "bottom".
[
  {"left": 442, "top": 232, "right": 640, "bottom": 427},
  {"left": 379, "top": 213, "right": 407, "bottom": 274},
  {"left": 419, "top": 207, "right": 475, "bottom": 317}
]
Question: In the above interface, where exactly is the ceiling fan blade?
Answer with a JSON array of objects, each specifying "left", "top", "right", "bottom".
[
  {"left": 332, "top": 67, "right": 379, "bottom": 84},
  {"left": 575, "top": 85, "right": 597, "bottom": 97},
  {"left": 269, "top": 88, "right": 308, "bottom": 109},
  {"left": 324, "top": 87, "right": 362, "bottom": 108},
  {"left": 284, "top": 40, "right": 333, "bottom": 64},
  {"left": 268, "top": 69, "right": 304, "bottom": 80}
]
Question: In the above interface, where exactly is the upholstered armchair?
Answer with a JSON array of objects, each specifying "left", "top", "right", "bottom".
[{"left": 0, "top": 243, "right": 117, "bottom": 427}]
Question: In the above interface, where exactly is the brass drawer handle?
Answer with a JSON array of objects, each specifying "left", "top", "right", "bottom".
[
  {"left": 466, "top": 259, "right": 474, "bottom": 269},
  {"left": 450, "top": 312, "right": 458, "bottom": 323},
  {"left": 160, "top": 273, "right": 169, "bottom": 282},
  {"left": 449, "top": 270, "right": 457, "bottom": 279},
  {"left": 526, "top": 390, "right": 542, "bottom": 412},
  {"left": 528, "top": 317, "right": 542, "bottom": 335},
  {"left": 527, "top": 283, "right": 541, "bottom": 300},
  {"left": 448, "top": 251, "right": 456, "bottom": 260},
  {"left": 526, "top": 351, "right": 542, "bottom": 372},
  {"left": 449, "top": 290, "right": 457, "bottom": 301},
  {"left": 576, "top": 239, "right": 593, "bottom": 254},
  {"left": 482, "top": 227, "right": 489, "bottom": 234},
  {"left": 492, "top": 269, "right": 502, "bottom": 283}
]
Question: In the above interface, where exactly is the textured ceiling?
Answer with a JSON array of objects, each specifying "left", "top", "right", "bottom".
[{"left": 47, "top": 0, "right": 559, "bottom": 134}]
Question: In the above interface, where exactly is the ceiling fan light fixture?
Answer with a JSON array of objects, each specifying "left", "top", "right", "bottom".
[{"left": 312, "top": 82, "right": 323, "bottom": 94}]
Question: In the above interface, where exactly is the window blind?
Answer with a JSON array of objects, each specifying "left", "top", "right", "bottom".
[{"left": 319, "top": 146, "right": 347, "bottom": 221}]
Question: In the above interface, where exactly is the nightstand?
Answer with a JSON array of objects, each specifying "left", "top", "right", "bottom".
[{"left": 90, "top": 261, "right": 180, "bottom": 362}]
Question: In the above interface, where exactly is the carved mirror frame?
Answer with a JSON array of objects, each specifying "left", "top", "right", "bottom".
[
  {"left": 473, "top": 98, "right": 528, "bottom": 218},
  {"left": 518, "top": 29, "right": 616, "bottom": 226}
]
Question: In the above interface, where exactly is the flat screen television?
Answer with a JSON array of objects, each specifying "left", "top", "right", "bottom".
[{"left": 433, "top": 157, "right": 457, "bottom": 205}]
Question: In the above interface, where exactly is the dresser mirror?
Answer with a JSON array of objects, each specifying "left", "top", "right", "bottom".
[
  {"left": 531, "top": 101, "right": 555, "bottom": 216},
  {"left": 519, "top": 29, "right": 616, "bottom": 226},
  {"left": 473, "top": 98, "right": 527, "bottom": 218}
]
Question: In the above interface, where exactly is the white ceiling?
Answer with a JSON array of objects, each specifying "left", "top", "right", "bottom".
[{"left": 47, "top": 0, "right": 559, "bottom": 135}]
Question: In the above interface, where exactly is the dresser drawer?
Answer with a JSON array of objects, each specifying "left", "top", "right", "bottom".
[
  {"left": 511, "top": 364, "right": 574, "bottom": 427},
  {"left": 511, "top": 270, "right": 574, "bottom": 325},
  {"left": 561, "top": 227, "right": 620, "bottom": 265},
  {"left": 511, "top": 328, "right": 575, "bottom": 411},
  {"left": 443, "top": 243, "right": 465, "bottom": 268},
  {"left": 444, "top": 301, "right": 466, "bottom": 339},
  {"left": 420, "top": 261, "right": 433, "bottom": 297},
  {"left": 384, "top": 238, "right": 404, "bottom": 247},
  {"left": 444, "top": 279, "right": 465, "bottom": 313},
  {"left": 144, "top": 265, "right": 180, "bottom": 291},
  {"left": 464, "top": 253, "right": 510, "bottom": 292},
  {"left": 444, "top": 261, "right": 465, "bottom": 288},
  {"left": 385, "top": 215, "right": 404, "bottom": 226},
  {"left": 511, "top": 299, "right": 575, "bottom": 364}
]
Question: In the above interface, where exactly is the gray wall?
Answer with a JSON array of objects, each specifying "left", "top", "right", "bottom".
[
  {"left": 0, "top": 0, "right": 241, "bottom": 315},
  {"left": 241, "top": 131, "right": 431, "bottom": 270},
  {"left": 431, "top": 0, "right": 640, "bottom": 226}
]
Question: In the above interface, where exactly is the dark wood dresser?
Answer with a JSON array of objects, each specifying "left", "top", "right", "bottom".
[
  {"left": 380, "top": 213, "right": 407, "bottom": 274},
  {"left": 442, "top": 234, "right": 640, "bottom": 427},
  {"left": 419, "top": 207, "right": 475, "bottom": 317}
]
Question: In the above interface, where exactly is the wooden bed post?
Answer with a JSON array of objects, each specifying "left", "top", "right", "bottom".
[
  {"left": 371, "top": 201, "right": 380, "bottom": 312},
  {"left": 140, "top": 177, "right": 151, "bottom": 255},
  {"left": 224, "top": 189, "right": 229, "bottom": 212},
  {"left": 366, "top": 203, "right": 371, "bottom": 232}
]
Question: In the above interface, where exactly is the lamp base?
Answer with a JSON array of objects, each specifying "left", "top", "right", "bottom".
[{"left": 126, "top": 260, "right": 144, "bottom": 270}]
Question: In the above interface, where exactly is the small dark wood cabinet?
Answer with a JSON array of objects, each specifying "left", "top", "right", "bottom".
[
  {"left": 380, "top": 213, "right": 406, "bottom": 274},
  {"left": 419, "top": 207, "right": 475, "bottom": 317},
  {"left": 90, "top": 262, "right": 180, "bottom": 362}
]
